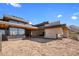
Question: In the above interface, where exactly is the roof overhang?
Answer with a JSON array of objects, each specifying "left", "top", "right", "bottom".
[
  {"left": 3, "top": 15, "right": 29, "bottom": 24},
  {"left": 39, "top": 24, "right": 67, "bottom": 29},
  {"left": 0, "top": 21, "right": 39, "bottom": 30}
]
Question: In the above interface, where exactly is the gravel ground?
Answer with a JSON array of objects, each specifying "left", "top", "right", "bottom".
[{"left": 1, "top": 38, "right": 79, "bottom": 56}]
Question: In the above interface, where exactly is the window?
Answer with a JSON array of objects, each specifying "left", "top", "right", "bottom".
[
  {"left": 9, "top": 20, "right": 25, "bottom": 36},
  {"left": 9, "top": 20, "right": 23, "bottom": 25},
  {"left": 18, "top": 29, "right": 25, "bottom": 35},
  {"left": 0, "top": 30, "right": 5, "bottom": 35},
  {"left": 9, "top": 28, "right": 25, "bottom": 36}
]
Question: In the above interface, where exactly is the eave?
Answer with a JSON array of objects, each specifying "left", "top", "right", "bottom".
[{"left": 0, "top": 21, "right": 39, "bottom": 30}]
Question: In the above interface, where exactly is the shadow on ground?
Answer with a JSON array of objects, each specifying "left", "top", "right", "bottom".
[{"left": 22, "top": 37, "right": 61, "bottom": 43}]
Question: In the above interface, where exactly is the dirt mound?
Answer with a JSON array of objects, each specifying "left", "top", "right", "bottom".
[{"left": 1, "top": 38, "right": 79, "bottom": 56}]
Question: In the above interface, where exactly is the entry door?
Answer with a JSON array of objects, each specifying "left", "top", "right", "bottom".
[{"left": 25, "top": 30, "right": 31, "bottom": 37}]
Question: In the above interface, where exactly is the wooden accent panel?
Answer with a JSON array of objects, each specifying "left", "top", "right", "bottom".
[
  {"left": 3, "top": 16, "right": 28, "bottom": 24},
  {"left": 46, "top": 26, "right": 62, "bottom": 29},
  {"left": 63, "top": 27, "right": 69, "bottom": 38},
  {"left": 0, "top": 21, "right": 39, "bottom": 30},
  {"left": 0, "top": 23, "right": 8, "bottom": 28}
]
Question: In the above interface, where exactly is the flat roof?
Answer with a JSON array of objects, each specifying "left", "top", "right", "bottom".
[
  {"left": 3, "top": 15, "right": 29, "bottom": 24},
  {"left": 34, "top": 21, "right": 49, "bottom": 27},
  {"left": 39, "top": 24, "right": 67, "bottom": 29},
  {"left": 34, "top": 21, "right": 61, "bottom": 27}
]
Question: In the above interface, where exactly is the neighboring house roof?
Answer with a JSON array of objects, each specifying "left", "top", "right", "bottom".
[{"left": 3, "top": 15, "right": 29, "bottom": 24}]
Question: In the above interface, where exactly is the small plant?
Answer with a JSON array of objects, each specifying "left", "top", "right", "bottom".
[{"left": 69, "top": 31, "right": 78, "bottom": 40}]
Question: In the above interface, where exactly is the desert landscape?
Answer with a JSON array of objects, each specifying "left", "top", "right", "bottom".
[{"left": 0, "top": 38, "right": 79, "bottom": 56}]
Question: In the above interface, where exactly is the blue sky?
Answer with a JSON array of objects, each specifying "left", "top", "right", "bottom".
[{"left": 0, "top": 3, "right": 79, "bottom": 26}]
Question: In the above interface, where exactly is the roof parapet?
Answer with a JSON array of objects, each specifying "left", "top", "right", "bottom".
[{"left": 3, "top": 15, "right": 29, "bottom": 24}]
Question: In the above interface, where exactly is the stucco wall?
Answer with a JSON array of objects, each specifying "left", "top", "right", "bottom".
[
  {"left": 63, "top": 27, "right": 69, "bottom": 38},
  {"left": 44, "top": 27, "right": 63, "bottom": 38}
]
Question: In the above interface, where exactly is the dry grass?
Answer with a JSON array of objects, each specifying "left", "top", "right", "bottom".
[
  {"left": 69, "top": 31, "right": 79, "bottom": 40},
  {"left": 1, "top": 38, "right": 79, "bottom": 56}
]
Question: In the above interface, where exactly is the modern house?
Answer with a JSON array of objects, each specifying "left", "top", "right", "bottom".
[
  {"left": 31, "top": 21, "right": 69, "bottom": 39},
  {"left": 0, "top": 15, "right": 38, "bottom": 41},
  {"left": 0, "top": 15, "right": 69, "bottom": 41}
]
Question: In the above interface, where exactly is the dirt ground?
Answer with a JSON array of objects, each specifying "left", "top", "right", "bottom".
[{"left": 1, "top": 38, "right": 79, "bottom": 56}]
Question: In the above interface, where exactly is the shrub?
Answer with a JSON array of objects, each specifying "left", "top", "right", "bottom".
[{"left": 69, "top": 31, "right": 78, "bottom": 40}]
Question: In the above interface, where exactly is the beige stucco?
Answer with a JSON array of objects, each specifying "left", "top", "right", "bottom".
[
  {"left": 44, "top": 27, "right": 63, "bottom": 38},
  {"left": 63, "top": 27, "right": 69, "bottom": 38}
]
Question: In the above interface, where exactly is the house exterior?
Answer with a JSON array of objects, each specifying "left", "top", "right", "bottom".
[
  {"left": 0, "top": 15, "right": 69, "bottom": 41},
  {"left": 32, "top": 21, "right": 69, "bottom": 39},
  {"left": 44, "top": 24, "right": 69, "bottom": 39},
  {"left": 0, "top": 15, "right": 38, "bottom": 41},
  {"left": 31, "top": 22, "right": 49, "bottom": 37}
]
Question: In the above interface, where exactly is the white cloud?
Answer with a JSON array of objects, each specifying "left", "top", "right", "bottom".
[
  {"left": 0, "top": 0, "right": 79, "bottom": 3},
  {"left": 7, "top": 3, "right": 21, "bottom": 7},
  {"left": 71, "top": 16, "right": 78, "bottom": 20},
  {"left": 73, "top": 12, "right": 79, "bottom": 15},
  {"left": 57, "top": 14, "right": 62, "bottom": 18}
]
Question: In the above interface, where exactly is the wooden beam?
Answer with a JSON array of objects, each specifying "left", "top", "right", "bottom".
[{"left": 0, "top": 21, "right": 39, "bottom": 30}]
